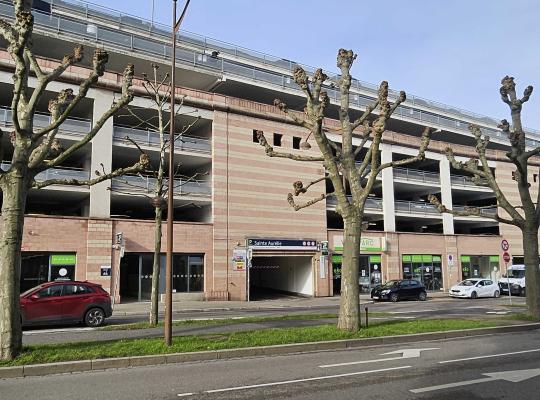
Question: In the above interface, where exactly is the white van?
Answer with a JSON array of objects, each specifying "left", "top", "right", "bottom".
[{"left": 498, "top": 265, "right": 526, "bottom": 296}]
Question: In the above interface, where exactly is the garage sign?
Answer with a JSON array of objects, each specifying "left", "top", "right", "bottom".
[{"left": 247, "top": 238, "right": 318, "bottom": 251}]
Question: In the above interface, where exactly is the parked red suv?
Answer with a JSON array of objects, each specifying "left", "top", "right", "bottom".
[{"left": 20, "top": 281, "right": 113, "bottom": 327}]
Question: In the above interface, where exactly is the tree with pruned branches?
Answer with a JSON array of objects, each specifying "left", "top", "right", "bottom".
[
  {"left": 114, "top": 63, "right": 203, "bottom": 326},
  {"left": 257, "top": 49, "right": 432, "bottom": 331},
  {"left": 0, "top": 0, "right": 148, "bottom": 360},
  {"left": 429, "top": 76, "right": 540, "bottom": 317}
]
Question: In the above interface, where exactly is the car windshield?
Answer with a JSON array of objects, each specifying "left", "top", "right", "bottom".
[
  {"left": 459, "top": 280, "right": 478, "bottom": 286},
  {"left": 503, "top": 269, "right": 525, "bottom": 279},
  {"left": 20, "top": 285, "right": 43, "bottom": 297},
  {"left": 381, "top": 280, "right": 399, "bottom": 288}
]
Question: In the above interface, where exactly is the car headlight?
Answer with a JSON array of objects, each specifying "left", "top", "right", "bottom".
[{"left": 381, "top": 289, "right": 390, "bottom": 295}]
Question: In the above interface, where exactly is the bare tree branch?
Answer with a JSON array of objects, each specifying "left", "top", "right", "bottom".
[
  {"left": 39, "top": 63, "right": 135, "bottom": 169},
  {"left": 428, "top": 194, "right": 518, "bottom": 226},
  {"left": 32, "top": 154, "right": 149, "bottom": 189},
  {"left": 287, "top": 191, "right": 329, "bottom": 211},
  {"left": 377, "top": 126, "right": 432, "bottom": 173},
  {"left": 256, "top": 131, "right": 324, "bottom": 162}
]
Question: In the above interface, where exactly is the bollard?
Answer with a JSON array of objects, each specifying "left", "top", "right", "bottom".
[{"left": 365, "top": 306, "right": 369, "bottom": 328}]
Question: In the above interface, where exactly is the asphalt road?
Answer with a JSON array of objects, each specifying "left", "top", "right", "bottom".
[
  {"left": 3, "top": 328, "right": 540, "bottom": 399},
  {"left": 22, "top": 296, "right": 527, "bottom": 345}
]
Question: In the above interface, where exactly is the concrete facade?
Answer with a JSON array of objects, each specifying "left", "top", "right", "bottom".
[{"left": 2, "top": 0, "right": 540, "bottom": 302}]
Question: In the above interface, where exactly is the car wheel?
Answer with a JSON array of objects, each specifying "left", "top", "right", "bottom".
[
  {"left": 470, "top": 291, "right": 478, "bottom": 299},
  {"left": 493, "top": 290, "right": 500, "bottom": 298},
  {"left": 84, "top": 308, "right": 105, "bottom": 327},
  {"left": 520, "top": 287, "right": 526, "bottom": 297},
  {"left": 418, "top": 291, "right": 427, "bottom": 301},
  {"left": 390, "top": 293, "right": 399, "bottom": 302}
]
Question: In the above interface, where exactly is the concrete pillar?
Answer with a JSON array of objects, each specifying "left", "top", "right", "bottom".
[
  {"left": 439, "top": 158, "right": 454, "bottom": 234},
  {"left": 89, "top": 89, "right": 114, "bottom": 218},
  {"left": 381, "top": 144, "right": 396, "bottom": 232}
]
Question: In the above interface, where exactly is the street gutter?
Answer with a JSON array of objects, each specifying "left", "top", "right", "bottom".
[{"left": 1, "top": 322, "right": 539, "bottom": 379}]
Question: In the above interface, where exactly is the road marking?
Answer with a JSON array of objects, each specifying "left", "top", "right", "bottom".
[
  {"left": 176, "top": 393, "right": 194, "bottom": 397},
  {"left": 486, "top": 311, "right": 509, "bottom": 314},
  {"left": 439, "top": 348, "right": 540, "bottom": 364},
  {"left": 410, "top": 368, "right": 540, "bottom": 393},
  {"left": 320, "top": 348, "right": 439, "bottom": 368},
  {"left": 23, "top": 327, "right": 95, "bottom": 335},
  {"left": 388, "top": 310, "right": 434, "bottom": 314},
  {"left": 201, "top": 366, "right": 411, "bottom": 394}
]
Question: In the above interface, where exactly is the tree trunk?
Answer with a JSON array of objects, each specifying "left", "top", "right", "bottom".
[
  {"left": 337, "top": 214, "right": 361, "bottom": 331},
  {"left": 523, "top": 226, "right": 540, "bottom": 317},
  {"left": 0, "top": 174, "right": 28, "bottom": 360},
  {"left": 149, "top": 206, "right": 163, "bottom": 326}
]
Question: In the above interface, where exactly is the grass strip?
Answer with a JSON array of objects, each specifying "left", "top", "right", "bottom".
[
  {"left": 1, "top": 318, "right": 504, "bottom": 367},
  {"left": 99, "top": 312, "right": 391, "bottom": 331},
  {"left": 502, "top": 313, "right": 540, "bottom": 322}
]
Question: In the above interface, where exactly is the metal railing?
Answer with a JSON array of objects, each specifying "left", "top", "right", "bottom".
[
  {"left": 450, "top": 175, "right": 489, "bottom": 187},
  {"left": 326, "top": 196, "right": 383, "bottom": 211},
  {"left": 395, "top": 200, "right": 439, "bottom": 215},
  {"left": 453, "top": 205, "right": 497, "bottom": 217},
  {"left": 114, "top": 126, "right": 211, "bottom": 154},
  {"left": 111, "top": 175, "right": 211, "bottom": 197},
  {"left": 2, "top": 0, "right": 538, "bottom": 147},
  {"left": 1, "top": 162, "right": 90, "bottom": 182},
  {"left": 393, "top": 167, "right": 440, "bottom": 184},
  {"left": 0, "top": 106, "right": 91, "bottom": 134}
]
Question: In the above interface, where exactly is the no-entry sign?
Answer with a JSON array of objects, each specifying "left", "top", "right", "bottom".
[{"left": 502, "top": 251, "right": 511, "bottom": 263}]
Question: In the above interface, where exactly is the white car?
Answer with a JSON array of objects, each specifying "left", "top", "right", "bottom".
[{"left": 449, "top": 279, "right": 500, "bottom": 299}]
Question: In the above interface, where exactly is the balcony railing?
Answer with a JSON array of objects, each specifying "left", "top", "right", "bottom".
[
  {"left": 395, "top": 200, "right": 439, "bottom": 216},
  {"left": 4, "top": 0, "right": 540, "bottom": 148},
  {"left": 326, "top": 196, "right": 383, "bottom": 211},
  {"left": 114, "top": 126, "right": 211, "bottom": 154},
  {"left": 453, "top": 205, "right": 497, "bottom": 217},
  {"left": 451, "top": 175, "right": 489, "bottom": 187},
  {"left": 393, "top": 168, "right": 440, "bottom": 185},
  {"left": 0, "top": 106, "right": 91, "bottom": 135},
  {"left": 1, "top": 162, "right": 90, "bottom": 182},
  {"left": 111, "top": 175, "right": 211, "bottom": 197}
]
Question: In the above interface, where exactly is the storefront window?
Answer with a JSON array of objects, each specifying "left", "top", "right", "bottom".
[
  {"left": 402, "top": 254, "right": 443, "bottom": 291},
  {"left": 461, "top": 255, "right": 499, "bottom": 281},
  {"left": 20, "top": 252, "right": 76, "bottom": 292},
  {"left": 333, "top": 254, "right": 382, "bottom": 294}
]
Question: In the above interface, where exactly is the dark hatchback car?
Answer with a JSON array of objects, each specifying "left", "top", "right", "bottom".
[
  {"left": 371, "top": 279, "right": 427, "bottom": 302},
  {"left": 20, "top": 281, "right": 112, "bottom": 327}
]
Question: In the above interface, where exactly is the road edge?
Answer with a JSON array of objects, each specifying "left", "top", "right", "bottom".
[{"left": 2, "top": 322, "right": 539, "bottom": 379}]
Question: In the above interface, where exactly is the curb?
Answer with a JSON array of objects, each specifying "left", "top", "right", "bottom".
[{"left": 2, "top": 322, "right": 539, "bottom": 379}]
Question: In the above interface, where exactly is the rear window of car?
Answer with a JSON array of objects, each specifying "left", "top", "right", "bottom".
[{"left": 63, "top": 284, "right": 93, "bottom": 295}]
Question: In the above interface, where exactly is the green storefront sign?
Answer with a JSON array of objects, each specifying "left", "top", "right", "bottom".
[
  {"left": 334, "top": 237, "right": 385, "bottom": 252},
  {"left": 50, "top": 254, "right": 76, "bottom": 266}
]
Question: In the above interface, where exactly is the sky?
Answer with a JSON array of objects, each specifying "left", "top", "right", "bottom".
[{"left": 86, "top": 0, "right": 540, "bottom": 129}]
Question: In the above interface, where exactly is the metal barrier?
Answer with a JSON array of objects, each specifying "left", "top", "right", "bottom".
[
  {"left": 114, "top": 126, "right": 211, "bottom": 154},
  {"left": 111, "top": 175, "right": 211, "bottom": 196}
]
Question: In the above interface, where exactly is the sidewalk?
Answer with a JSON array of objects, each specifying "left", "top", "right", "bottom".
[{"left": 112, "top": 292, "right": 450, "bottom": 316}]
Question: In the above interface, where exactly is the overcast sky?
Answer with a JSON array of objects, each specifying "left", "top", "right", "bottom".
[{"left": 87, "top": 0, "right": 540, "bottom": 129}]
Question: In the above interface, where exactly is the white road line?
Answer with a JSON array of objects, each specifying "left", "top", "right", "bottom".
[
  {"left": 439, "top": 348, "right": 540, "bottom": 364},
  {"left": 389, "top": 310, "right": 434, "bottom": 314},
  {"left": 184, "top": 366, "right": 411, "bottom": 394},
  {"left": 23, "top": 327, "right": 96, "bottom": 335},
  {"left": 176, "top": 393, "right": 194, "bottom": 397},
  {"left": 410, "top": 377, "right": 495, "bottom": 393}
]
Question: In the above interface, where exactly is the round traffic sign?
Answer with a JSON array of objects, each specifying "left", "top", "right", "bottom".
[
  {"left": 501, "top": 239, "right": 509, "bottom": 251},
  {"left": 503, "top": 251, "right": 511, "bottom": 263}
]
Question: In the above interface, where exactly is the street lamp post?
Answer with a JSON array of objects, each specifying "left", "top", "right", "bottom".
[{"left": 165, "top": 0, "right": 190, "bottom": 346}]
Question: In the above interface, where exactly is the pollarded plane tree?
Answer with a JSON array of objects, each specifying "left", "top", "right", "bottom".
[
  {"left": 429, "top": 76, "right": 540, "bottom": 317},
  {"left": 0, "top": 0, "right": 148, "bottom": 360},
  {"left": 257, "top": 49, "right": 432, "bottom": 331},
  {"left": 113, "top": 63, "right": 204, "bottom": 326}
]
